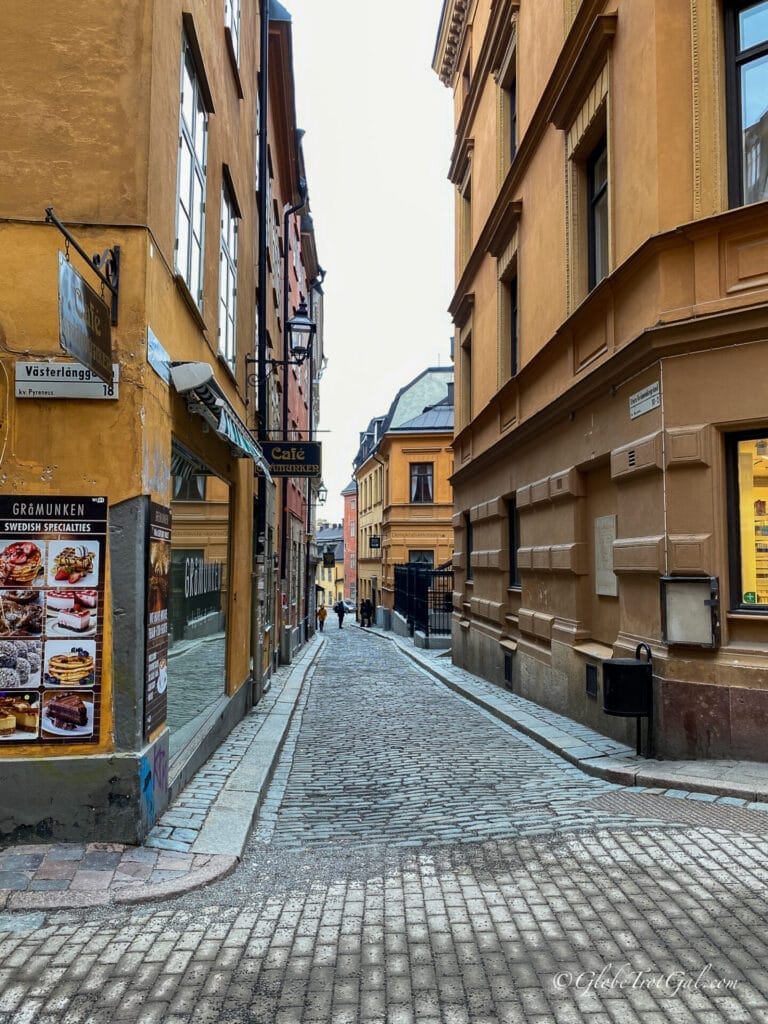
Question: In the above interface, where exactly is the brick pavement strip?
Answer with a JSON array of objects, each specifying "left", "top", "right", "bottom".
[{"left": 2, "top": 629, "right": 768, "bottom": 1021}]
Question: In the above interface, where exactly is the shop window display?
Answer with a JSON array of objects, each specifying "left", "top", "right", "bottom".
[{"left": 734, "top": 435, "right": 768, "bottom": 606}]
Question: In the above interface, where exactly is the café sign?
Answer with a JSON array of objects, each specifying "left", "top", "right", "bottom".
[
  {"left": 58, "top": 253, "right": 114, "bottom": 385},
  {"left": 262, "top": 441, "right": 322, "bottom": 477}
]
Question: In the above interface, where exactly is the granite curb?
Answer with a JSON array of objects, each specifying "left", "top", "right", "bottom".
[{"left": 379, "top": 631, "right": 768, "bottom": 807}]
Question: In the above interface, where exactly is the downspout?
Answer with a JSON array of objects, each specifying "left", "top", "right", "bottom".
[
  {"left": 280, "top": 180, "right": 308, "bottom": 604},
  {"left": 253, "top": 0, "right": 270, "bottom": 703},
  {"left": 304, "top": 268, "right": 326, "bottom": 640}
]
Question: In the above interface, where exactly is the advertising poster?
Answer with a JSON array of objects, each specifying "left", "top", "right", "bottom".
[
  {"left": 0, "top": 496, "right": 107, "bottom": 747},
  {"left": 144, "top": 503, "right": 171, "bottom": 740}
]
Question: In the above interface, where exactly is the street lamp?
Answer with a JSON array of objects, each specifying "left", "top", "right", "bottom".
[
  {"left": 317, "top": 482, "right": 328, "bottom": 504},
  {"left": 286, "top": 300, "right": 316, "bottom": 364}
]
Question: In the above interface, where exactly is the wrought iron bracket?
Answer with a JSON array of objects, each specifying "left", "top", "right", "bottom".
[{"left": 45, "top": 207, "right": 120, "bottom": 325}]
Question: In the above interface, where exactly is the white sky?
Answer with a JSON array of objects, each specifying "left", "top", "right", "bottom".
[{"left": 287, "top": 0, "right": 455, "bottom": 523}]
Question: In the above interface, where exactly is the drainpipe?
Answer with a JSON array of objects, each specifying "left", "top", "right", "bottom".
[
  {"left": 304, "top": 268, "right": 326, "bottom": 640},
  {"left": 279, "top": 176, "right": 308, "bottom": 644},
  {"left": 253, "top": 0, "right": 270, "bottom": 704}
]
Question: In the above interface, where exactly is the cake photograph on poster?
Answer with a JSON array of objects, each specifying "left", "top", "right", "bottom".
[
  {"left": 45, "top": 588, "right": 98, "bottom": 637},
  {"left": 41, "top": 689, "right": 93, "bottom": 738},
  {"left": 0, "top": 691, "right": 40, "bottom": 741}
]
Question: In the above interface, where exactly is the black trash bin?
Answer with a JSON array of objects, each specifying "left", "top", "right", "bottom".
[{"left": 603, "top": 642, "right": 653, "bottom": 756}]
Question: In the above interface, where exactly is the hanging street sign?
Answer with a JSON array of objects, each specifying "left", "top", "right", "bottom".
[
  {"left": 58, "top": 253, "right": 114, "bottom": 385},
  {"left": 261, "top": 441, "right": 322, "bottom": 477}
]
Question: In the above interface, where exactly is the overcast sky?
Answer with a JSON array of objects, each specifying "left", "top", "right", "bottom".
[{"left": 287, "top": 0, "right": 455, "bottom": 523}]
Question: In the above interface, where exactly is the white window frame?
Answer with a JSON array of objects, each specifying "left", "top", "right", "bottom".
[
  {"left": 176, "top": 36, "right": 208, "bottom": 307},
  {"left": 219, "top": 183, "right": 238, "bottom": 369},
  {"left": 225, "top": 0, "right": 241, "bottom": 63}
]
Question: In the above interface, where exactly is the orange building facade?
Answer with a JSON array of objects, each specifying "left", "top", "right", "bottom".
[{"left": 435, "top": 0, "right": 768, "bottom": 760}]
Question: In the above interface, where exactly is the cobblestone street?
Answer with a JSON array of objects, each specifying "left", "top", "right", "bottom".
[{"left": 2, "top": 626, "right": 768, "bottom": 1022}]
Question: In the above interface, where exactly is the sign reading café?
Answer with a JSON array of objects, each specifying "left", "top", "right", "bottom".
[{"left": 261, "top": 441, "right": 322, "bottom": 478}]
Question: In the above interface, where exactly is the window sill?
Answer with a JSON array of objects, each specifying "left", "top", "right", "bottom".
[
  {"left": 573, "top": 640, "right": 614, "bottom": 660},
  {"left": 174, "top": 273, "right": 208, "bottom": 334},
  {"left": 225, "top": 27, "right": 244, "bottom": 99}
]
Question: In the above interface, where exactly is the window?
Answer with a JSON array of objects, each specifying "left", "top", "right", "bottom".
[
  {"left": 587, "top": 135, "right": 609, "bottom": 290},
  {"left": 173, "top": 475, "right": 206, "bottom": 502},
  {"left": 460, "top": 172, "right": 472, "bottom": 265},
  {"left": 409, "top": 550, "right": 434, "bottom": 567},
  {"left": 726, "top": 1, "right": 768, "bottom": 205},
  {"left": 410, "top": 463, "right": 434, "bottom": 503},
  {"left": 219, "top": 183, "right": 238, "bottom": 369},
  {"left": 176, "top": 36, "right": 208, "bottom": 306},
  {"left": 508, "top": 499, "right": 521, "bottom": 587},
  {"left": 225, "top": 0, "right": 240, "bottom": 63},
  {"left": 728, "top": 432, "right": 768, "bottom": 608},
  {"left": 461, "top": 331, "right": 473, "bottom": 426},
  {"left": 508, "top": 78, "right": 518, "bottom": 161},
  {"left": 465, "top": 514, "right": 474, "bottom": 581},
  {"left": 350, "top": 554, "right": 356, "bottom": 570},
  {"left": 509, "top": 274, "right": 518, "bottom": 376}
]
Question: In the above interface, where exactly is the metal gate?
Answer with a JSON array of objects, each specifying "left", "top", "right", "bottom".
[{"left": 394, "top": 563, "right": 454, "bottom": 636}]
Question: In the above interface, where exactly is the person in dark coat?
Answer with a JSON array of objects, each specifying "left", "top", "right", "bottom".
[
  {"left": 334, "top": 600, "right": 345, "bottom": 628},
  {"left": 361, "top": 598, "right": 373, "bottom": 627}
]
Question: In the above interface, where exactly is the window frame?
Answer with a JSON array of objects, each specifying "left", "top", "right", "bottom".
[
  {"left": 408, "top": 550, "right": 434, "bottom": 568},
  {"left": 409, "top": 462, "right": 434, "bottom": 504},
  {"left": 224, "top": 0, "right": 241, "bottom": 64},
  {"left": 176, "top": 34, "right": 208, "bottom": 308},
  {"left": 508, "top": 498, "right": 521, "bottom": 588},
  {"left": 218, "top": 181, "right": 239, "bottom": 370},
  {"left": 725, "top": 0, "right": 768, "bottom": 206},
  {"left": 587, "top": 134, "right": 609, "bottom": 291},
  {"left": 465, "top": 514, "right": 474, "bottom": 582}
]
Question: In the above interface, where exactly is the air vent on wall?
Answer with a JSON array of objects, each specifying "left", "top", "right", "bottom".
[
  {"left": 504, "top": 651, "right": 513, "bottom": 689},
  {"left": 628, "top": 449, "right": 636, "bottom": 467},
  {"left": 586, "top": 663, "right": 598, "bottom": 698}
]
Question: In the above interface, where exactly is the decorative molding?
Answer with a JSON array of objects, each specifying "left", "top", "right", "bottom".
[
  {"left": 613, "top": 536, "right": 665, "bottom": 574},
  {"left": 665, "top": 425, "right": 711, "bottom": 467},
  {"left": 668, "top": 533, "right": 713, "bottom": 575},
  {"left": 550, "top": 15, "right": 618, "bottom": 130},
  {"left": 486, "top": 200, "right": 523, "bottom": 258},
  {"left": 434, "top": 0, "right": 472, "bottom": 87},
  {"left": 611, "top": 432, "right": 664, "bottom": 481}
]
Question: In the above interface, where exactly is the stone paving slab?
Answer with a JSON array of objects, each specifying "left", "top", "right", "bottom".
[
  {"left": 0, "top": 640, "right": 322, "bottom": 910},
  {"left": 382, "top": 631, "right": 768, "bottom": 808}
]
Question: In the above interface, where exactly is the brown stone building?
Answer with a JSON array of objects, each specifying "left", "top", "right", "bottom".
[{"left": 434, "top": 0, "right": 768, "bottom": 759}]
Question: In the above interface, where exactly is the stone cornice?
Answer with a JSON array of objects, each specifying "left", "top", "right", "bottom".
[{"left": 433, "top": 0, "right": 472, "bottom": 87}]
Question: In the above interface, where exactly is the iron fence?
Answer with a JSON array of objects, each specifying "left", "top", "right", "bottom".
[{"left": 394, "top": 563, "right": 454, "bottom": 636}]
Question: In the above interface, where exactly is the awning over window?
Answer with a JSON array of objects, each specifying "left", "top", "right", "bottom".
[{"left": 169, "top": 361, "right": 272, "bottom": 481}]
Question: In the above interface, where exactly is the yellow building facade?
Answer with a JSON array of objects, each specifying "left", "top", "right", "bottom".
[
  {"left": 0, "top": 0, "right": 323, "bottom": 841},
  {"left": 434, "top": 0, "right": 768, "bottom": 760}
]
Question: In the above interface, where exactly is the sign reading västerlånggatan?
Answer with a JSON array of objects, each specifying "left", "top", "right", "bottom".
[{"left": 0, "top": 496, "right": 107, "bottom": 746}]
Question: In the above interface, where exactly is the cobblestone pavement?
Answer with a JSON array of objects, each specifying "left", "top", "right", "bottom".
[{"left": 2, "top": 626, "right": 768, "bottom": 1022}]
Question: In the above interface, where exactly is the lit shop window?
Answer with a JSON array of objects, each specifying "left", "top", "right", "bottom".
[{"left": 732, "top": 434, "right": 768, "bottom": 607}]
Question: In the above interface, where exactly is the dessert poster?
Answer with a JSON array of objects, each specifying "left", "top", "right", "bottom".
[
  {"left": 0, "top": 496, "right": 107, "bottom": 746},
  {"left": 144, "top": 502, "right": 171, "bottom": 741}
]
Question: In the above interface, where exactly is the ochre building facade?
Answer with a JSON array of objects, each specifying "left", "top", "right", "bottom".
[{"left": 434, "top": 0, "right": 768, "bottom": 759}]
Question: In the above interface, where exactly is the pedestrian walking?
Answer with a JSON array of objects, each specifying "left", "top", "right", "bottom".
[
  {"left": 334, "top": 600, "right": 345, "bottom": 628},
  {"left": 360, "top": 598, "right": 373, "bottom": 627},
  {"left": 359, "top": 599, "right": 367, "bottom": 627},
  {"left": 317, "top": 605, "right": 327, "bottom": 632}
]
